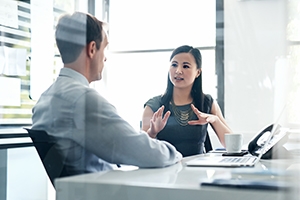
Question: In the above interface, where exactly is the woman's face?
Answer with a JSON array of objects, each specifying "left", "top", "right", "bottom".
[{"left": 169, "top": 52, "right": 201, "bottom": 90}]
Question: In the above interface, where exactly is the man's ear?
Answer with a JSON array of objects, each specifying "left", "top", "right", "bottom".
[{"left": 86, "top": 41, "right": 96, "bottom": 58}]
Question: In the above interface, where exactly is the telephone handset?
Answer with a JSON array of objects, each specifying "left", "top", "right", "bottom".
[{"left": 248, "top": 124, "right": 289, "bottom": 159}]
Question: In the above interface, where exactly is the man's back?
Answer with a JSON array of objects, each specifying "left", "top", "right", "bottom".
[{"left": 32, "top": 68, "right": 182, "bottom": 173}]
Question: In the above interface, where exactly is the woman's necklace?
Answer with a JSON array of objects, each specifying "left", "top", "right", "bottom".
[{"left": 170, "top": 99, "right": 194, "bottom": 126}]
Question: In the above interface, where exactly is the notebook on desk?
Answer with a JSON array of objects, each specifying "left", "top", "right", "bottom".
[{"left": 185, "top": 105, "right": 286, "bottom": 167}]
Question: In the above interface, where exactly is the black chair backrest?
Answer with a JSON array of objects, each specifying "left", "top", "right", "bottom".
[
  {"left": 204, "top": 131, "right": 213, "bottom": 153},
  {"left": 25, "top": 128, "right": 69, "bottom": 188}
]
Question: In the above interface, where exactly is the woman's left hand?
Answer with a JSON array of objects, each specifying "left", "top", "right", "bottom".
[{"left": 188, "top": 104, "right": 218, "bottom": 125}]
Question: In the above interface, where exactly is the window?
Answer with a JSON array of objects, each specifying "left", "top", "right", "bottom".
[
  {"left": 0, "top": 1, "right": 32, "bottom": 125},
  {"left": 0, "top": 0, "right": 89, "bottom": 126},
  {"left": 286, "top": 0, "right": 300, "bottom": 126},
  {"left": 99, "top": 0, "right": 217, "bottom": 130}
]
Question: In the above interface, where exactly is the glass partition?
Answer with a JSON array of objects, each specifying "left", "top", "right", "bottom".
[{"left": 0, "top": 0, "right": 89, "bottom": 126}]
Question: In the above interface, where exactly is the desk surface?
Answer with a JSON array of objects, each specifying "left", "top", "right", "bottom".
[{"left": 55, "top": 153, "right": 300, "bottom": 200}]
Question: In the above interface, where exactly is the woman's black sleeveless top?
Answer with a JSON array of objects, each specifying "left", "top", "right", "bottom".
[{"left": 144, "top": 94, "right": 213, "bottom": 157}]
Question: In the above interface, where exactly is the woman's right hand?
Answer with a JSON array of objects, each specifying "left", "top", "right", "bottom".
[{"left": 147, "top": 105, "right": 170, "bottom": 138}]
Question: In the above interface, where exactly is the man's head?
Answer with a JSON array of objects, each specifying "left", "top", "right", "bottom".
[{"left": 55, "top": 12, "right": 108, "bottom": 82}]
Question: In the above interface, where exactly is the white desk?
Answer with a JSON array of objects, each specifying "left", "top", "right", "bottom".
[{"left": 55, "top": 154, "right": 300, "bottom": 200}]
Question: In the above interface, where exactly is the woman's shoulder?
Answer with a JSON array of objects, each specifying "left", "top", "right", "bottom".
[
  {"left": 204, "top": 94, "right": 213, "bottom": 102},
  {"left": 144, "top": 95, "right": 163, "bottom": 105},
  {"left": 144, "top": 95, "right": 163, "bottom": 111},
  {"left": 203, "top": 94, "right": 214, "bottom": 112}
]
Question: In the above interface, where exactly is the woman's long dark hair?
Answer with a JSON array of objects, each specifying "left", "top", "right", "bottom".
[{"left": 161, "top": 45, "right": 205, "bottom": 113}]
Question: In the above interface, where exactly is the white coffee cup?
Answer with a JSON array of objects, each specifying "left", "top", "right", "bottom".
[{"left": 225, "top": 133, "right": 243, "bottom": 153}]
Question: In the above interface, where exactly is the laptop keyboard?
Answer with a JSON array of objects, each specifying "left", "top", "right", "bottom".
[{"left": 220, "top": 157, "right": 251, "bottom": 163}]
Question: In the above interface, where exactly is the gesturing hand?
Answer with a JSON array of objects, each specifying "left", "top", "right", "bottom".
[
  {"left": 188, "top": 104, "right": 218, "bottom": 125},
  {"left": 147, "top": 105, "right": 171, "bottom": 138}
]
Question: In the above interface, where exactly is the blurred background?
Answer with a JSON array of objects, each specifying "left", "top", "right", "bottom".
[{"left": 0, "top": 0, "right": 299, "bottom": 199}]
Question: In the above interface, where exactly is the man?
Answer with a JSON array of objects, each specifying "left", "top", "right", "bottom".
[{"left": 31, "top": 12, "right": 182, "bottom": 175}]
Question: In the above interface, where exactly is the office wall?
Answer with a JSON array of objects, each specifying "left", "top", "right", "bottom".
[{"left": 224, "top": 0, "right": 287, "bottom": 141}]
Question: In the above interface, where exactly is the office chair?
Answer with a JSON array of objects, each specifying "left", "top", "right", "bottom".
[
  {"left": 204, "top": 131, "right": 213, "bottom": 153},
  {"left": 24, "top": 128, "right": 70, "bottom": 188}
]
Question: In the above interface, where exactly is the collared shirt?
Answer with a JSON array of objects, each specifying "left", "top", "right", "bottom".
[{"left": 32, "top": 68, "right": 182, "bottom": 174}]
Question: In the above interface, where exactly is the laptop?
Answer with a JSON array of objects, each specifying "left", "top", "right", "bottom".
[{"left": 185, "top": 105, "right": 287, "bottom": 167}]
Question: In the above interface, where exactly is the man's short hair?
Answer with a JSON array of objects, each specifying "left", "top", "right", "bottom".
[{"left": 55, "top": 12, "right": 104, "bottom": 64}]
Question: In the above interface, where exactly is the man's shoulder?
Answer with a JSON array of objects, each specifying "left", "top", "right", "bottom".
[{"left": 41, "top": 79, "right": 99, "bottom": 103}]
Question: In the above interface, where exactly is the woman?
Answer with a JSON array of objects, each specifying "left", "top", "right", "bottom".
[{"left": 142, "top": 45, "right": 232, "bottom": 157}]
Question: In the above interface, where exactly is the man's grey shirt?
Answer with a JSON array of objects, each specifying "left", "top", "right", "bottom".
[{"left": 32, "top": 68, "right": 182, "bottom": 174}]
